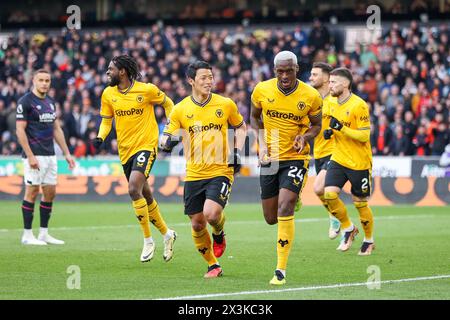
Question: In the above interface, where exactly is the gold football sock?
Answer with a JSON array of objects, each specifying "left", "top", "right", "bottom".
[
  {"left": 276, "top": 216, "right": 295, "bottom": 271},
  {"left": 354, "top": 201, "right": 374, "bottom": 242},
  {"left": 324, "top": 192, "right": 352, "bottom": 230},
  {"left": 319, "top": 194, "right": 330, "bottom": 212},
  {"left": 132, "top": 198, "right": 151, "bottom": 238},
  {"left": 148, "top": 199, "right": 168, "bottom": 236},
  {"left": 211, "top": 212, "right": 225, "bottom": 236},
  {"left": 319, "top": 194, "right": 336, "bottom": 222},
  {"left": 191, "top": 228, "right": 218, "bottom": 266}
]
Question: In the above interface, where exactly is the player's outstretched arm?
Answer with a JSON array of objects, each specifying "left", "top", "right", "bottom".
[
  {"left": 149, "top": 83, "right": 174, "bottom": 117},
  {"left": 330, "top": 115, "right": 370, "bottom": 142},
  {"left": 341, "top": 126, "right": 370, "bottom": 142},
  {"left": 93, "top": 117, "right": 113, "bottom": 149},
  {"left": 160, "top": 95, "right": 174, "bottom": 119}
]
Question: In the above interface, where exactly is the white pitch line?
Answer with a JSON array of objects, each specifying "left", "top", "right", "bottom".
[
  {"left": 0, "top": 214, "right": 438, "bottom": 233},
  {"left": 156, "top": 274, "right": 450, "bottom": 300}
]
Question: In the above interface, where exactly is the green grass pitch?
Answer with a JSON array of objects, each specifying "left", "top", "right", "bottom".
[{"left": 0, "top": 200, "right": 449, "bottom": 300}]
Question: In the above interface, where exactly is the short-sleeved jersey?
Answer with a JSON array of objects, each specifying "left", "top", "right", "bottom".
[
  {"left": 251, "top": 78, "right": 322, "bottom": 161},
  {"left": 329, "top": 93, "right": 372, "bottom": 170},
  {"left": 314, "top": 94, "right": 337, "bottom": 159},
  {"left": 164, "top": 93, "right": 244, "bottom": 182},
  {"left": 16, "top": 92, "right": 57, "bottom": 157},
  {"left": 100, "top": 81, "right": 170, "bottom": 164}
]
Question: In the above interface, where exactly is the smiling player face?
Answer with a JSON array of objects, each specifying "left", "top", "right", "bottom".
[
  {"left": 106, "top": 61, "right": 121, "bottom": 87},
  {"left": 190, "top": 68, "right": 214, "bottom": 96}
]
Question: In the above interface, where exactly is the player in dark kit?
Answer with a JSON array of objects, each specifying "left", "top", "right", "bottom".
[{"left": 16, "top": 69, "right": 75, "bottom": 245}]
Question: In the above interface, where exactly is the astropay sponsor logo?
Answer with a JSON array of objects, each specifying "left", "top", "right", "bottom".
[
  {"left": 266, "top": 109, "right": 303, "bottom": 121},
  {"left": 188, "top": 123, "right": 223, "bottom": 134},
  {"left": 114, "top": 108, "right": 144, "bottom": 117}
]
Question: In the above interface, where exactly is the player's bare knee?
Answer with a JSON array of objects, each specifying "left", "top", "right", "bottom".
[
  {"left": 26, "top": 194, "right": 39, "bottom": 203},
  {"left": 128, "top": 184, "right": 142, "bottom": 200},
  {"left": 313, "top": 183, "right": 324, "bottom": 196},
  {"left": 204, "top": 208, "right": 222, "bottom": 225},
  {"left": 190, "top": 219, "right": 207, "bottom": 232},
  {"left": 278, "top": 199, "right": 296, "bottom": 216},
  {"left": 31, "top": 190, "right": 40, "bottom": 201},
  {"left": 142, "top": 184, "right": 153, "bottom": 203},
  {"left": 42, "top": 194, "right": 55, "bottom": 202},
  {"left": 25, "top": 187, "right": 39, "bottom": 202}
]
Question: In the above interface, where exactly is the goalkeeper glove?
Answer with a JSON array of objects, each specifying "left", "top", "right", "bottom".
[
  {"left": 329, "top": 116, "right": 343, "bottom": 131},
  {"left": 93, "top": 137, "right": 103, "bottom": 149},
  {"left": 228, "top": 148, "right": 242, "bottom": 174},
  {"left": 323, "top": 129, "right": 333, "bottom": 140},
  {"left": 160, "top": 134, "right": 182, "bottom": 153}
]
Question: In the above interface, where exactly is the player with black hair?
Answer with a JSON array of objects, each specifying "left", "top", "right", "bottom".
[
  {"left": 161, "top": 60, "right": 247, "bottom": 278},
  {"left": 94, "top": 55, "right": 177, "bottom": 263},
  {"left": 251, "top": 51, "right": 323, "bottom": 285}
]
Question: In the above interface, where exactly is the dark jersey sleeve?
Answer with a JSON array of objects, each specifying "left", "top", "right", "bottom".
[{"left": 16, "top": 95, "right": 31, "bottom": 122}]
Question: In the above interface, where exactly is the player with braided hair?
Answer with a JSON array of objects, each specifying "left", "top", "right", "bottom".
[{"left": 94, "top": 55, "right": 177, "bottom": 263}]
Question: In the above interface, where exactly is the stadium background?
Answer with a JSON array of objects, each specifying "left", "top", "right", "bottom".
[
  {"left": 0, "top": 0, "right": 449, "bottom": 303},
  {"left": 0, "top": 0, "right": 449, "bottom": 205}
]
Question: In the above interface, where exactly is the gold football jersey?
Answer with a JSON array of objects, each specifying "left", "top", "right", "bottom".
[
  {"left": 164, "top": 93, "right": 244, "bottom": 182},
  {"left": 251, "top": 78, "right": 322, "bottom": 161},
  {"left": 329, "top": 93, "right": 372, "bottom": 170},
  {"left": 313, "top": 94, "right": 336, "bottom": 159},
  {"left": 100, "top": 81, "right": 172, "bottom": 164}
]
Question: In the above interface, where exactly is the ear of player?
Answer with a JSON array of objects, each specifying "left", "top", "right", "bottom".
[
  {"left": 228, "top": 148, "right": 242, "bottom": 174},
  {"left": 329, "top": 116, "right": 343, "bottom": 131},
  {"left": 160, "top": 134, "right": 182, "bottom": 153}
]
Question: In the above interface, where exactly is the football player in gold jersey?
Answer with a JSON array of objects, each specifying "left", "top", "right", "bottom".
[
  {"left": 161, "top": 61, "right": 247, "bottom": 278},
  {"left": 94, "top": 55, "right": 177, "bottom": 263},
  {"left": 251, "top": 51, "right": 322, "bottom": 285},
  {"left": 324, "top": 67, "right": 375, "bottom": 255},
  {"left": 309, "top": 62, "right": 341, "bottom": 239}
]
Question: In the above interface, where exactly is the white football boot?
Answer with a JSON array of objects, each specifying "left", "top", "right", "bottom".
[{"left": 141, "top": 239, "right": 155, "bottom": 262}]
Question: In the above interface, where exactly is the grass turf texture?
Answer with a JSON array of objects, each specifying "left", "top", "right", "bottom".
[{"left": 0, "top": 201, "right": 449, "bottom": 300}]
